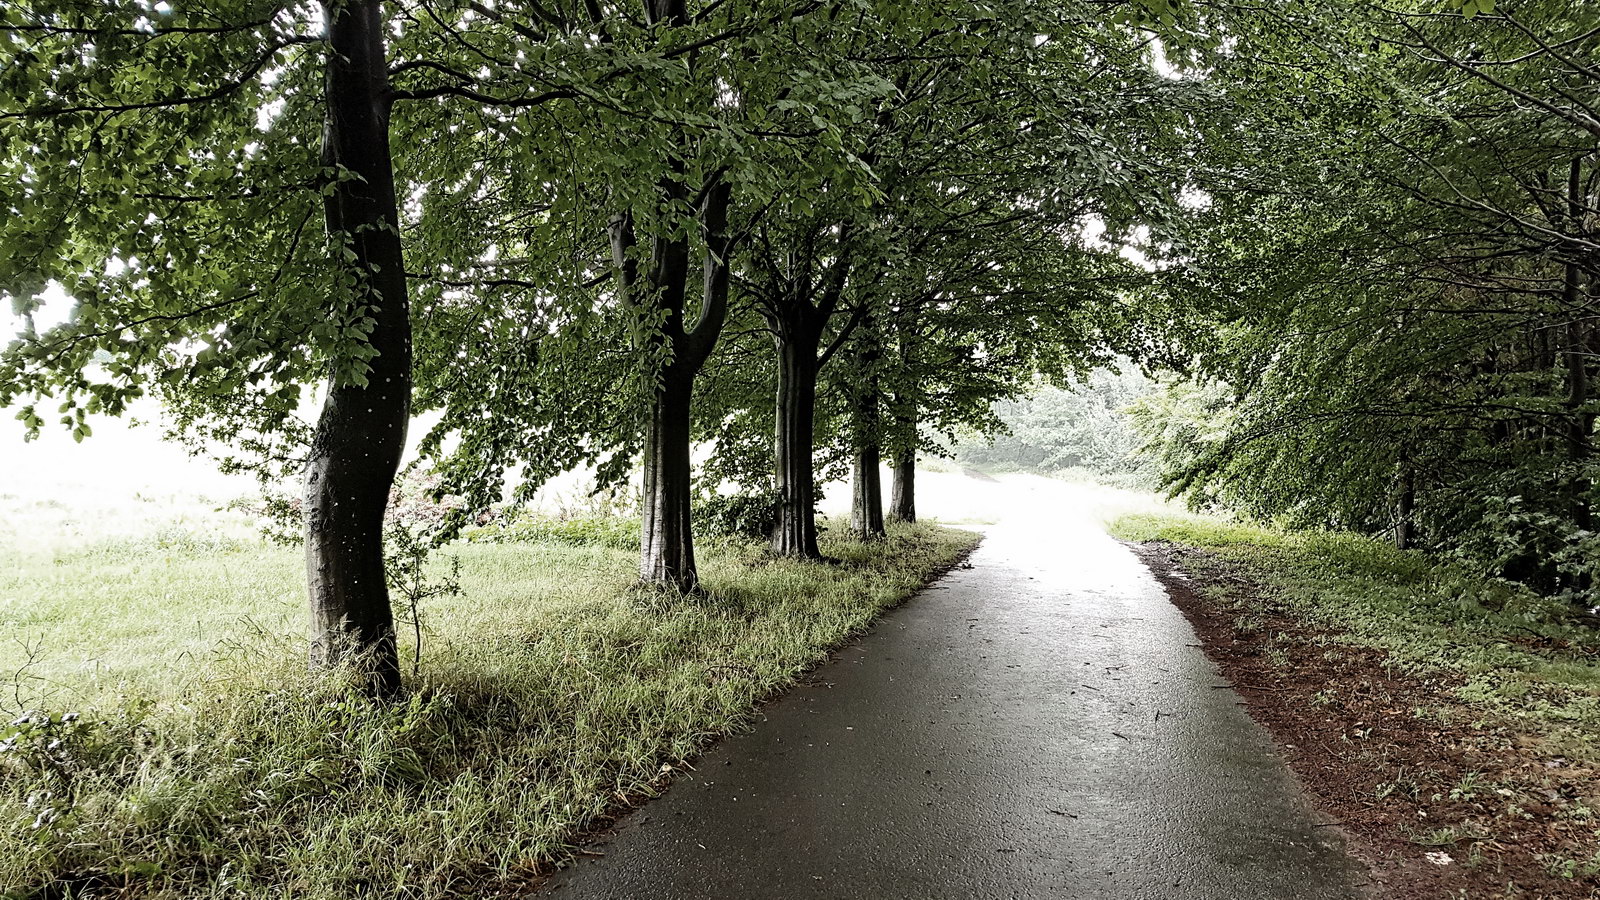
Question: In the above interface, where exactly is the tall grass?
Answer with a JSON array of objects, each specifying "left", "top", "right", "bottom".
[{"left": 0, "top": 520, "right": 976, "bottom": 898}]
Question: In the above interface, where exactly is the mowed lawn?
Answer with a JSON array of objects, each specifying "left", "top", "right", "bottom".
[{"left": 0, "top": 513, "right": 978, "bottom": 898}]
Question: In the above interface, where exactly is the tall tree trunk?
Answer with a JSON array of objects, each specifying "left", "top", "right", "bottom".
[
  {"left": 1394, "top": 462, "right": 1415, "bottom": 551},
  {"left": 772, "top": 331, "right": 822, "bottom": 557},
  {"left": 848, "top": 315, "right": 885, "bottom": 539},
  {"left": 640, "top": 363, "right": 698, "bottom": 591},
  {"left": 1564, "top": 158, "right": 1592, "bottom": 535},
  {"left": 888, "top": 400, "right": 917, "bottom": 523},
  {"left": 306, "top": 0, "right": 409, "bottom": 697},
  {"left": 762, "top": 224, "right": 854, "bottom": 559},
  {"left": 1566, "top": 309, "right": 1591, "bottom": 534},
  {"left": 625, "top": 182, "right": 731, "bottom": 591},
  {"left": 890, "top": 449, "right": 916, "bottom": 523},
  {"left": 852, "top": 442, "right": 885, "bottom": 538},
  {"left": 636, "top": 0, "right": 701, "bottom": 589}
]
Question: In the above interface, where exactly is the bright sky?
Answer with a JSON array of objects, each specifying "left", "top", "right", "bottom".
[
  {"left": 3, "top": 281, "right": 73, "bottom": 337},
  {"left": 2, "top": 283, "right": 258, "bottom": 507},
  {"left": 0, "top": 397, "right": 257, "bottom": 502}
]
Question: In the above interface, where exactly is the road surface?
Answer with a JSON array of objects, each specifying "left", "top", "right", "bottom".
[{"left": 541, "top": 476, "right": 1364, "bottom": 899}]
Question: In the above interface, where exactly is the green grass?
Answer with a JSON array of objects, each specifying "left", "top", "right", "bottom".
[
  {"left": 461, "top": 514, "right": 640, "bottom": 550},
  {"left": 1111, "top": 512, "right": 1600, "bottom": 760},
  {"left": 0, "top": 519, "right": 977, "bottom": 898}
]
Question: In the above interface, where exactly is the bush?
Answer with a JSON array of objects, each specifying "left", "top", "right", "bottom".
[{"left": 693, "top": 491, "right": 778, "bottom": 541}]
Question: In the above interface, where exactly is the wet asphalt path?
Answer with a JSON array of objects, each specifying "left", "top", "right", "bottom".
[{"left": 541, "top": 480, "right": 1364, "bottom": 899}]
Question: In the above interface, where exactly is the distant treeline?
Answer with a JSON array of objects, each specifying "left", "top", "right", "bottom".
[{"left": 956, "top": 369, "right": 1158, "bottom": 489}]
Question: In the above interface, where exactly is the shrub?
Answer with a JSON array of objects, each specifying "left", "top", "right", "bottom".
[{"left": 693, "top": 491, "right": 778, "bottom": 541}]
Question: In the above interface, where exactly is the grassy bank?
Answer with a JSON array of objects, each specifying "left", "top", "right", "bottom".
[
  {"left": 1113, "top": 513, "right": 1600, "bottom": 752},
  {"left": 1115, "top": 512, "right": 1600, "bottom": 891},
  {"left": 0, "top": 520, "right": 977, "bottom": 898}
]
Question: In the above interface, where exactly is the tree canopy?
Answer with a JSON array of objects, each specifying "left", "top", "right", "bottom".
[
  {"left": 1133, "top": 0, "right": 1600, "bottom": 600},
  {"left": 5, "top": 0, "right": 1598, "bottom": 684}
]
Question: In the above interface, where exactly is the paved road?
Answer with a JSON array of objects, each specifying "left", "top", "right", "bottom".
[{"left": 542, "top": 479, "right": 1364, "bottom": 899}]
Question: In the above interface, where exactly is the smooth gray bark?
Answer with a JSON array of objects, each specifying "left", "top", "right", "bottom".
[
  {"left": 772, "top": 332, "right": 823, "bottom": 558},
  {"left": 306, "top": 0, "right": 410, "bottom": 697},
  {"left": 619, "top": 178, "right": 732, "bottom": 591},
  {"left": 852, "top": 442, "right": 886, "bottom": 538},
  {"left": 890, "top": 450, "right": 916, "bottom": 524}
]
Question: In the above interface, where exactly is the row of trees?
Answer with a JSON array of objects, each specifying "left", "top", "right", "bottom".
[
  {"left": 1, "top": 0, "right": 1193, "bottom": 693},
  {"left": 1137, "top": 0, "right": 1600, "bottom": 601}
]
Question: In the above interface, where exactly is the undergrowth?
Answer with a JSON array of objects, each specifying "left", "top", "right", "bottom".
[{"left": 461, "top": 513, "right": 639, "bottom": 550}]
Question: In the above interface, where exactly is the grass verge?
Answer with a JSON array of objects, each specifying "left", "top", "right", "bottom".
[
  {"left": 0, "top": 519, "right": 977, "bottom": 899},
  {"left": 1114, "top": 512, "right": 1600, "bottom": 898}
]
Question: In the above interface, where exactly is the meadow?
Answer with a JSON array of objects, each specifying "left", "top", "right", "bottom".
[{"left": 0, "top": 484, "right": 977, "bottom": 898}]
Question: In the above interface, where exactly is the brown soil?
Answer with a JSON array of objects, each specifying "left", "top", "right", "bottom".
[{"left": 1131, "top": 540, "right": 1600, "bottom": 900}]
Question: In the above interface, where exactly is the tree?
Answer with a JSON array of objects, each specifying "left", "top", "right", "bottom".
[
  {"left": 843, "top": 310, "right": 887, "bottom": 537},
  {"left": 305, "top": 0, "right": 414, "bottom": 694},
  {"left": 600, "top": 0, "right": 768, "bottom": 592},
  {"left": 614, "top": 175, "right": 733, "bottom": 590},
  {"left": 1135, "top": 0, "right": 1600, "bottom": 599},
  {"left": 397, "top": 0, "right": 899, "bottom": 582},
  {"left": 0, "top": 0, "right": 626, "bottom": 687},
  {"left": 736, "top": 0, "right": 1184, "bottom": 556},
  {"left": 0, "top": 0, "right": 428, "bottom": 693}
]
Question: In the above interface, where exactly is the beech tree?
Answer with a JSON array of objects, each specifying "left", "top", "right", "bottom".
[
  {"left": 815, "top": 0, "right": 1193, "bottom": 541},
  {"left": 1137, "top": 0, "right": 1600, "bottom": 599},
  {"left": 304, "top": 0, "right": 412, "bottom": 693},
  {"left": 0, "top": 0, "right": 428, "bottom": 693},
  {"left": 0, "top": 0, "right": 632, "bottom": 689},
  {"left": 835, "top": 222, "right": 1146, "bottom": 534},
  {"left": 736, "top": 0, "right": 1168, "bottom": 556},
  {"left": 603, "top": 0, "right": 757, "bottom": 592},
  {"left": 399, "top": 0, "right": 894, "bottom": 586}
]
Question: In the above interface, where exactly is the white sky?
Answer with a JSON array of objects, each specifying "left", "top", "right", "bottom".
[
  {"left": 0, "top": 396, "right": 257, "bottom": 502},
  {"left": 4, "top": 281, "right": 74, "bottom": 337},
  {"left": 2, "top": 284, "right": 256, "bottom": 508}
]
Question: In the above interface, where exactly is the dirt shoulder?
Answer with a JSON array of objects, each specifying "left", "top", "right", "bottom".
[{"left": 1131, "top": 539, "right": 1600, "bottom": 900}]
